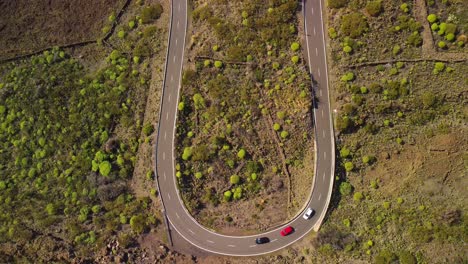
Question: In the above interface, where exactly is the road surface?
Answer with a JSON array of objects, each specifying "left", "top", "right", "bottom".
[{"left": 155, "top": 0, "right": 335, "bottom": 256}]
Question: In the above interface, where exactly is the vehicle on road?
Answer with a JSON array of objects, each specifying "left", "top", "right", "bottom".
[
  {"left": 280, "top": 226, "right": 294, "bottom": 236},
  {"left": 255, "top": 237, "right": 270, "bottom": 244},
  {"left": 303, "top": 208, "right": 315, "bottom": 220}
]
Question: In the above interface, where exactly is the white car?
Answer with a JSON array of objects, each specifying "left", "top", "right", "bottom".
[{"left": 303, "top": 208, "right": 314, "bottom": 219}]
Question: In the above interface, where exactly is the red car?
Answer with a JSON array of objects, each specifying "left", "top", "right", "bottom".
[{"left": 280, "top": 226, "right": 294, "bottom": 236}]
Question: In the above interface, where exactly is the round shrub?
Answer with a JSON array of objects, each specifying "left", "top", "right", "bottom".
[
  {"left": 273, "top": 123, "right": 281, "bottom": 131},
  {"left": 99, "top": 161, "right": 112, "bottom": 176},
  {"left": 182, "top": 147, "right": 192, "bottom": 160},
  {"left": 212, "top": 45, "right": 219, "bottom": 51},
  {"left": 365, "top": 1, "right": 382, "bottom": 17},
  {"left": 224, "top": 190, "right": 232, "bottom": 201},
  {"left": 343, "top": 45, "right": 352, "bottom": 53},
  {"left": 214, "top": 61, "right": 223, "bottom": 68},
  {"left": 446, "top": 33, "right": 455, "bottom": 42},
  {"left": 178, "top": 101, "right": 185, "bottom": 111},
  {"left": 438, "top": 41, "right": 447, "bottom": 49},
  {"left": 360, "top": 86, "right": 368, "bottom": 94},
  {"left": 251, "top": 173, "right": 258, "bottom": 181},
  {"left": 237, "top": 149, "right": 246, "bottom": 159},
  {"left": 204, "top": 60, "right": 211, "bottom": 67},
  {"left": 427, "top": 14, "right": 437, "bottom": 23},
  {"left": 277, "top": 111, "right": 286, "bottom": 119},
  {"left": 230, "top": 175, "right": 240, "bottom": 185},
  {"left": 280, "top": 130, "right": 289, "bottom": 139},
  {"left": 291, "top": 56, "right": 299, "bottom": 63},
  {"left": 339, "top": 181, "right": 353, "bottom": 196},
  {"left": 195, "top": 172, "right": 203, "bottom": 179},
  {"left": 353, "top": 192, "right": 364, "bottom": 201},
  {"left": 340, "top": 12, "right": 368, "bottom": 38},
  {"left": 272, "top": 62, "right": 280, "bottom": 69},
  {"left": 340, "top": 147, "right": 351, "bottom": 158},
  {"left": 431, "top": 23, "right": 439, "bottom": 31},
  {"left": 362, "top": 155, "right": 371, "bottom": 164},
  {"left": 290, "top": 42, "right": 300, "bottom": 52},
  {"left": 344, "top": 162, "right": 354, "bottom": 172}
]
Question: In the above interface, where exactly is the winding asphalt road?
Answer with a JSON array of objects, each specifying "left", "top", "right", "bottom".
[{"left": 155, "top": 0, "right": 335, "bottom": 256}]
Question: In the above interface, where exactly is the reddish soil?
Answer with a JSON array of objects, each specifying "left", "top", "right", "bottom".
[{"left": 0, "top": 0, "right": 124, "bottom": 60}]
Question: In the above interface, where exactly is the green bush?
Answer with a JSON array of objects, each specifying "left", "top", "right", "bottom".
[
  {"left": 328, "top": 0, "right": 348, "bottom": 8},
  {"left": 99, "top": 161, "right": 112, "bottom": 176},
  {"left": 438, "top": 41, "right": 446, "bottom": 49},
  {"left": 353, "top": 192, "right": 363, "bottom": 201},
  {"left": 339, "top": 182, "right": 353, "bottom": 196},
  {"left": 399, "top": 251, "right": 417, "bottom": 264},
  {"left": 214, "top": 61, "right": 223, "bottom": 68},
  {"left": 375, "top": 250, "right": 397, "bottom": 264},
  {"left": 407, "top": 32, "right": 422, "bottom": 47},
  {"left": 344, "top": 161, "right": 354, "bottom": 172},
  {"left": 341, "top": 13, "right": 368, "bottom": 38},
  {"left": 178, "top": 101, "right": 185, "bottom": 111},
  {"left": 195, "top": 172, "right": 203, "bottom": 179},
  {"left": 273, "top": 123, "right": 281, "bottom": 131},
  {"left": 427, "top": 14, "right": 438, "bottom": 23},
  {"left": 142, "top": 123, "right": 154, "bottom": 136},
  {"left": 117, "top": 30, "right": 126, "bottom": 39},
  {"left": 193, "top": 93, "right": 206, "bottom": 109},
  {"left": 431, "top": 23, "right": 439, "bottom": 31},
  {"left": 182, "top": 147, "right": 193, "bottom": 160},
  {"left": 46, "top": 203, "right": 56, "bottom": 215},
  {"left": 129, "top": 215, "right": 146, "bottom": 233},
  {"left": 400, "top": 3, "right": 409, "bottom": 13},
  {"left": 230, "top": 175, "right": 240, "bottom": 185},
  {"left": 290, "top": 42, "right": 300, "bottom": 51},
  {"left": 141, "top": 4, "right": 163, "bottom": 24},
  {"left": 277, "top": 111, "right": 286, "bottom": 119},
  {"left": 392, "top": 45, "right": 401, "bottom": 55},
  {"left": 366, "top": 1, "right": 382, "bottom": 17},
  {"left": 446, "top": 33, "right": 455, "bottom": 41},
  {"left": 343, "top": 45, "right": 352, "bottom": 53},
  {"left": 280, "top": 130, "right": 289, "bottom": 139},
  {"left": 340, "top": 147, "right": 350, "bottom": 158},
  {"left": 224, "top": 191, "right": 232, "bottom": 201},
  {"left": 237, "top": 149, "right": 246, "bottom": 159},
  {"left": 340, "top": 72, "right": 355, "bottom": 82},
  {"left": 291, "top": 56, "right": 299, "bottom": 63}
]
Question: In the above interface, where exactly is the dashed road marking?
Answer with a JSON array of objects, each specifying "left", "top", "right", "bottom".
[
  {"left": 167, "top": 193, "right": 171, "bottom": 200},
  {"left": 164, "top": 131, "right": 167, "bottom": 140},
  {"left": 176, "top": 212, "right": 180, "bottom": 219},
  {"left": 166, "top": 112, "right": 169, "bottom": 120},
  {"left": 171, "top": 75, "right": 173, "bottom": 82},
  {"left": 323, "top": 172, "right": 326, "bottom": 181},
  {"left": 320, "top": 89, "right": 322, "bottom": 97},
  {"left": 228, "top": 245, "right": 236, "bottom": 248},
  {"left": 318, "top": 68, "right": 321, "bottom": 77},
  {"left": 163, "top": 152, "right": 166, "bottom": 160},
  {"left": 188, "top": 229, "right": 194, "bottom": 234},
  {"left": 318, "top": 193, "right": 322, "bottom": 201},
  {"left": 321, "top": 109, "right": 324, "bottom": 118},
  {"left": 271, "top": 239, "right": 278, "bottom": 242},
  {"left": 249, "top": 245, "right": 257, "bottom": 248},
  {"left": 315, "top": 47, "right": 318, "bottom": 56},
  {"left": 173, "top": 55, "right": 176, "bottom": 63},
  {"left": 164, "top": 172, "right": 166, "bottom": 180},
  {"left": 324, "top": 151, "right": 327, "bottom": 160},
  {"left": 312, "top": 7, "right": 314, "bottom": 15},
  {"left": 207, "top": 240, "right": 214, "bottom": 244},
  {"left": 168, "top": 93, "right": 172, "bottom": 102},
  {"left": 175, "top": 38, "right": 178, "bottom": 45},
  {"left": 178, "top": 3, "right": 181, "bottom": 11},
  {"left": 323, "top": 130, "right": 325, "bottom": 138},
  {"left": 313, "top": 27, "right": 316, "bottom": 36}
]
